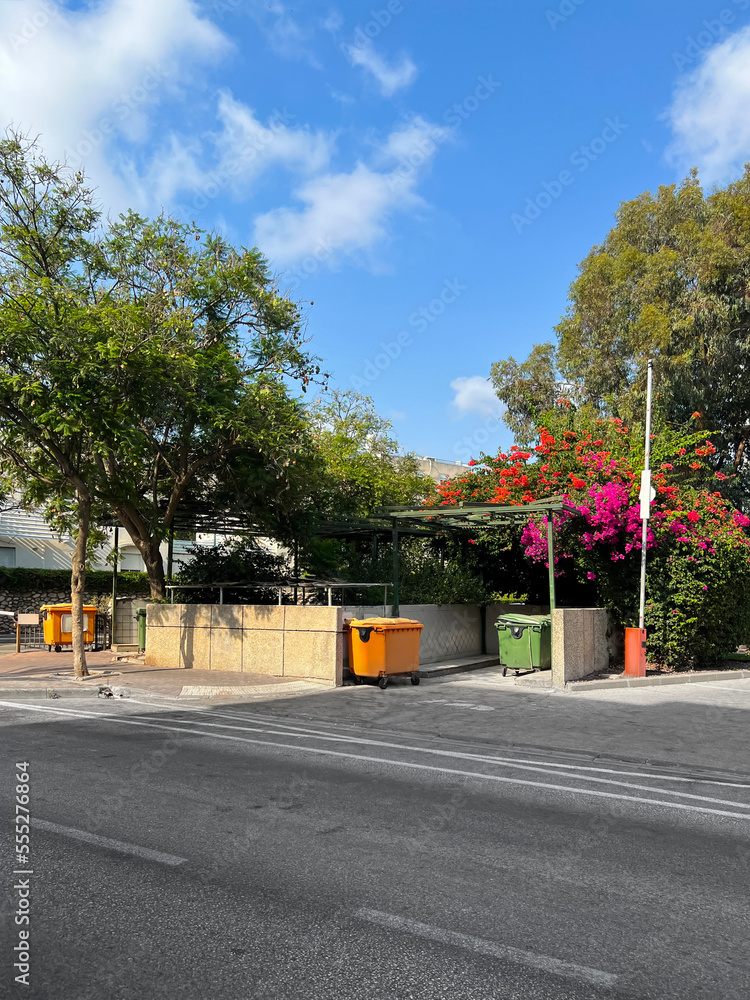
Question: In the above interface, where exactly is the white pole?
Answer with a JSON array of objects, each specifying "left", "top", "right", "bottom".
[{"left": 638, "top": 360, "right": 654, "bottom": 629}]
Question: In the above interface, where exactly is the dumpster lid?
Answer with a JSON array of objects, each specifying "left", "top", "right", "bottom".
[
  {"left": 496, "top": 613, "right": 550, "bottom": 627},
  {"left": 347, "top": 617, "right": 423, "bottom": 630},
  {"left": 40, "top": 603, "right": 99, "bottom": 612}
]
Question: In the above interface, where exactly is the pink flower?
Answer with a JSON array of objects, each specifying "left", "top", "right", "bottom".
[{"left": 587, "top": 572, "right": 597, "bottom": 580}]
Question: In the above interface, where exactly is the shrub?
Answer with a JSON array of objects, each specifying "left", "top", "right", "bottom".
[{"left": 430, "top": 418, "right": 750, "bottom": 667}]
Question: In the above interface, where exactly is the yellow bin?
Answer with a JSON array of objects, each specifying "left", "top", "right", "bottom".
[
  {"left": 347, "top": 617, "right": 423, "bottom": 689},
  {"left": 41, "top": 604, "right": 97, "bottom": 651}
]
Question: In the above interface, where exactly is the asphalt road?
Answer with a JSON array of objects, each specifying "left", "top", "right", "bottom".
[{"left": 1, "top": 686, "right": 749, "bottom": 1000}]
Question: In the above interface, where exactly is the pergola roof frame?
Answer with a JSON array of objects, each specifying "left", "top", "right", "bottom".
[{"left": 377, "top": 495, "right": 579, "bottom": 616}]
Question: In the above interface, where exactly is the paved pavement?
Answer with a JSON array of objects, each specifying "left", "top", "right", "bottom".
[{"left": 1, "top": 690, "right": 748, "bottom": 999}]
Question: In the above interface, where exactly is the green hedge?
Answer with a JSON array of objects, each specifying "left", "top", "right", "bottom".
[{"left": 0, "top": 567, "right": 149, "bottom": 595}]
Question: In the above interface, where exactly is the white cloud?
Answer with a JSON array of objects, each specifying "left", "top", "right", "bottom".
[
  {"left": 450, "top": 377, "right": 503, "bottom": 418},
  {"left": 247, "top": 0, "right": 320, "bottom": 66},
  {"left": 0, "top": 0, "right": 228, "bottom": 211},
  {"left": 666, "top": 26, "right": 750, "bottom": 182},
  {"left": 253, "top": 162, "right": 416, "bottom": 266},
  {"left": 344, "top": 39, "right": 417, "bottom": 97},
  {"left": 147, "top": 91, "right": 337, "bottom": 206},
  {"left": 375, "top": 114, "right": 451, "bottom": 167},
  {"left": 252, "top": 117, "right": 448, "bottom": 268}
]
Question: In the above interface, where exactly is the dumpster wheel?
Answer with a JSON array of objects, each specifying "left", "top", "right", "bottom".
[
  {"left": 378, "top": 676, "right": 388, "bottom": 690},
  {"left": 502, "top": 666, "right": 508, "bottom": 677},
  {"left": 54, "top": 645, "right": 62, "bottom": 653},
  {"left": 411, "top": 674, "right": 420, "bottom": 685}
]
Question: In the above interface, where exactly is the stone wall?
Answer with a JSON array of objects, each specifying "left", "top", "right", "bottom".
[
  {"left": 0, "top": 588, "right": 130, "bottom": 634},
  {"left": 145, "top": 604, "right": 343, "bottom": 685}
]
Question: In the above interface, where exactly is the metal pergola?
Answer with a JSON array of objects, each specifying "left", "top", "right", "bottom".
[{"left": 379, "top": 496, "right": 578, "bottom": 616}]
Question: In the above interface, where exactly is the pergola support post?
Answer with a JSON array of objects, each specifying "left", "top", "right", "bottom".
[
  {"left": 546, "top": 512, "right": 556, "bottom": 614},
  {"left": 391, "top": 520, "right": 400, "bottom": 617}
]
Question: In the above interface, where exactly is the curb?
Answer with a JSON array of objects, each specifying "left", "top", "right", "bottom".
[
  {"left": 565, "top": 668, "right": 750, "bottom": 692},
  {"left": 0, "top": 684, "right": 122, "bottom": 700},
  {"left": 419, "top": 657, "right": 500, "bottom": 679}
]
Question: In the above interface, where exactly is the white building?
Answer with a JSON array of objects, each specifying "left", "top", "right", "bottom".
[
  {"left": 417, "top": 456, "right": 473, "bottom": 482},
  {"left": 0, "top": 504, "right": 199, "bottom": 573}
]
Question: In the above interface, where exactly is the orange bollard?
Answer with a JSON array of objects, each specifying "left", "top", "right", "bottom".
[{"left": 624, "top": 627, "right": 647, "bottom": 677}]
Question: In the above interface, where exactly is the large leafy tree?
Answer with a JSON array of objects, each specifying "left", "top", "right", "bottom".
[
  {"left": 0, "top": 133, "right": 122, "bottom": 675},
  {"left": 0, "top": 133, "right": 321, "bottom": 674},
  {"left": 306, "top": 390, "right": 429, "bottom": 518},
  {"left": 95, "top": 211, "right": 322, "bottom": 598},
  {"left": 491, "top": 168, "right": 750, "bottom": 484}
]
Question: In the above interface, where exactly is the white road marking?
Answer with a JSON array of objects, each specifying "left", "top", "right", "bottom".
[
  {"left": 176, "top": 705, "right": 750, "bottom": 789},
  {"left": 140, "top": 715, "right": 750, "bottom": 809},
  {"left": 31, "top": 818, "right": 188, "bottom": 867},
  {"left": 355, "top": 908, "right": 617, "bottom": 988},
  {"left": 2, "top": 701, "right": 749, "bottom": 820},
  {"left": 421, "top": 698, "right": 495, "bottom": 711},
  {"left": 179, "top": 681, "right": 325, "bottom": 698}
]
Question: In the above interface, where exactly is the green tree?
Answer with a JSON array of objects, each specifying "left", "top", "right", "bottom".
[
  {"left": 491, "top": 168, "right": 750, "bottom": 482},
  {"left": 307, "top": 390, "right": 429, "bottom": 517},
  {"left": 0, "top": 133, "right": 322, "bottom": 672},
  {"left": 0, "top": 133, "right": 115, "bottom": 676},
  {"left": 96, "top": 211, "right": 323, "bottom": 599}
]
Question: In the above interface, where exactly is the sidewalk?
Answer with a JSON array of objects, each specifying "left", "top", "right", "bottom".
[
  {"left": 0, "top": 649, "right": 330, "bottom": 700},
  {"left": 0, "top": 647, "right": 506, "bottom": 701}
]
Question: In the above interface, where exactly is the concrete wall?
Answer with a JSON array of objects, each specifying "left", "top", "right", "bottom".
[
  {"left": 145, "top": 604, "right": 343, "bottom": 685},
  {"left": 551, "top": 608, "right": 609, "bottom": 686},
  {"left": 145, "top": 602, "right": 611, "bottom": 687},
  {"left": 342, "top": 604, "right": 486, "bottom": 665}
]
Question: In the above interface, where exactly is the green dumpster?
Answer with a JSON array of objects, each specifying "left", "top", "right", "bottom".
[
  {"left": 135, "top": 607, "right": 147, "bottom": 653},
  {"left": 495, "top": 613, "right": 551, "bottom": 676}
]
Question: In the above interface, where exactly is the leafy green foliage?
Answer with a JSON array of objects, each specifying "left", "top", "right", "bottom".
[
  {"left": 430, "top": 419, "right": 750, "bottom": 666},
  {"left": 306, "top": 390, "right": 429, "bottom": 518},
  {"left": 491, "top": 168, "right": 750, "bottom": 487},
  {"left": 0, "top": 567, "right": 147, "bottom": 596},
  {"left": 171, "top": 539, "right": 286, "bottom": 605},
  {"left": 0, "top": 133, "right": 324, "bottom": 606}
]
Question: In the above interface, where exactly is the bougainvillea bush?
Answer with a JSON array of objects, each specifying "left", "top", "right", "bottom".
[{"left": 426, "top": 416, "right": 750, "bottom": 668}]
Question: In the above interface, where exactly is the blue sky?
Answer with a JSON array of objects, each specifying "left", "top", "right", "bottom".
[{"left": 2, "top": 0, "right": 750, "bottom": 462}]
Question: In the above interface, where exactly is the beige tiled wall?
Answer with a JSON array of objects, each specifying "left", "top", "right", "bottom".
[{"left": 145, "top": 604, "right": 344, "bottom": 684}]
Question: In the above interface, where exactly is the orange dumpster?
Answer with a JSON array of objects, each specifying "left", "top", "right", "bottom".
[
  {"left": 41, "top": 603, "right": 97, "bottom": 652},
  {"left": 346, "top": 617, "right": 423, "bottom": 689}
]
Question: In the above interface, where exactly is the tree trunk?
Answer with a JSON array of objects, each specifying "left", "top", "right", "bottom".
[
  {"left": 112, "top": 506, "right": 166, "bottom": 601},
  {"left": 71, "top": 490, "right": 90, "bottom": 679},
  {"left": 137, "top": 535, "right": 166, "bottom": 602}
]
